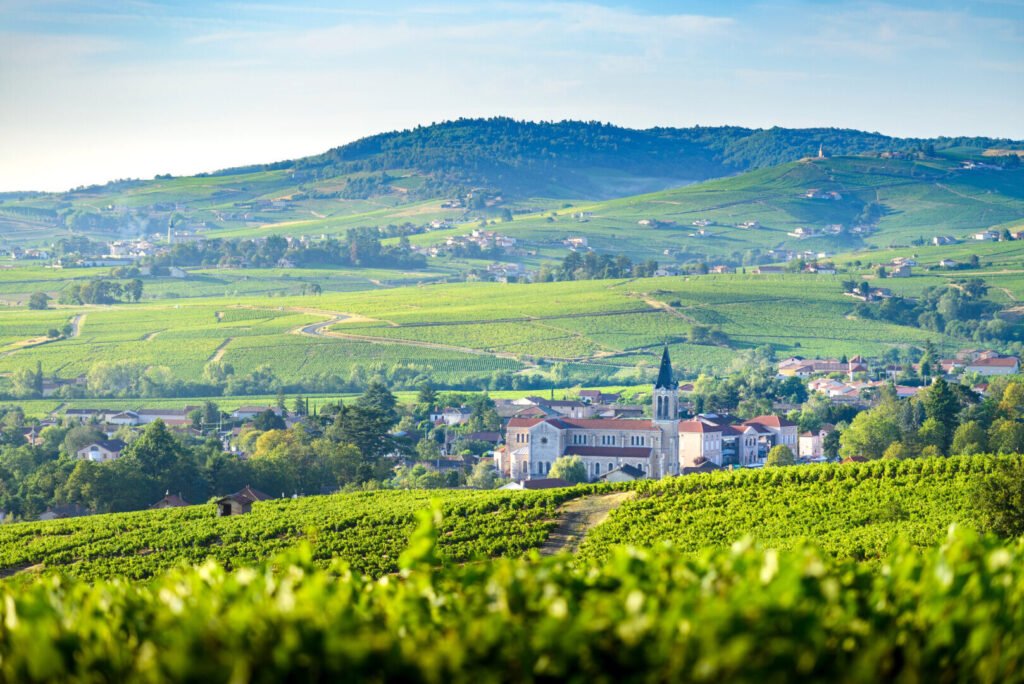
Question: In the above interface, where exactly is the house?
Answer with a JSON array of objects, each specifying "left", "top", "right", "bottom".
[
  {"left": 932, "top": 236, "right": 958, "bottom": 246},
  {"left": 973, "top": 230, "right": 1000, "bottom": 241},
  {"left": 710, "top": 265, "right": 734, "bottom": 274},
  {"left": 798, "top": 424, "right": 834, "bottom": 459},
  {"left": 150, "top": 492, "right": 190, "bottom": 509},
  {"left": 137, "top": 408, "right": 197, "bottom": 426},
  {"left": 597, "top": 464, "right": 646, "bottom": 483},
  {"left": 216, "top": 486, "right": 272, "bottom": 516},
  {"left": 168, "top": 266, "right": 187, "bottom": 278},
  {"left": 563, "top": 237, "right": 589, "bottom": 249},
  {"left": 889, "top": 264, "right": 912, "bottom": 278},
  {"left": 230, "top": 406, "right": 282, "bottom": 421},
  {"left": 499, "top": 478, "right": 574, "bottom": 490},
  {"left": 939, "top": 259, "right": 959, "bottom": 269},
  {"left": 965, "top": 356, "right": 1020, "bottom": 376},
  {"left": 106, "top": 410, "right": 142, "bottom": 427},
  {"left": 76, "top": 440, "right": 126, "bottom": 462}
]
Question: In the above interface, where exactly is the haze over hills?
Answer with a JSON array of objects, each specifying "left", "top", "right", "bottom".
[{"left": 2, "top": 118, "right": 1022, "bottom": 257}]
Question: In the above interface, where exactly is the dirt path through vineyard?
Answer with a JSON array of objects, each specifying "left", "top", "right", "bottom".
[{"left": 540, "top": 491, "right": 635, "bottom": 555}]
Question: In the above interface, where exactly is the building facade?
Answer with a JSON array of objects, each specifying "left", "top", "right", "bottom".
[{"left": 500, "top": 348, "right": 798, "bottom": 481}]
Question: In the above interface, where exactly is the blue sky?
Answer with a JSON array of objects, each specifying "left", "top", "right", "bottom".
[{"left": 1, "top": 0, "right": 1022, "bottom": 190}]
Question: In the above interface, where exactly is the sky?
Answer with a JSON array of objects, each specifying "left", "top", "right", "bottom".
[{"left": 1, "top": 0, "right": 1022, "bottom": 191}]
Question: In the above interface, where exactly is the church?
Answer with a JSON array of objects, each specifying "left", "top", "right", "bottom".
[{"left": 500, "top": 348, "right": 798, "bottom": 481}]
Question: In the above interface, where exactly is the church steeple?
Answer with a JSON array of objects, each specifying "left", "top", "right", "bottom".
[
  {"left": 653, "top": 347, "right": 679, "bottom": 422},
  {"left": 655, "top": 347, "right": 676, "bottom": 390}
]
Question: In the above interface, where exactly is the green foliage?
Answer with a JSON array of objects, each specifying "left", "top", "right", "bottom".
[
  {"left": 579, "top": 456, "right": 1018, "bottom": 563},
  {"left": 548, "top": 455, "right": 588, "bottom": 483},
  {"left": 0, "top": 528, "right": 1021, "bottom": 681},
  {"left": 0, "top": 488, "right": 579, "bottom": 581},
  {"left": 765, "top": 444, "right": 795, "bottom": 466},
  {"left": 973, "top": 460, "right": 1024, "bottom": 538}
]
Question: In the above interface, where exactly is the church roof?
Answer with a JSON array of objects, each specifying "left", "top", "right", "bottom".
[{"left": 654, "top": 347, "right": 677, "bottom": 390}]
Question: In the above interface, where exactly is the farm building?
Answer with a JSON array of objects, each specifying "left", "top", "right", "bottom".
[{"left": 216, "top": 486, "right": 272, "bottom": 516}]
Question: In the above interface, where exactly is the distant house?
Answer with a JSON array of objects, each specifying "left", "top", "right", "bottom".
[
  {"left": 231, "top": 406, "right": 281, "bottom": 421},
  {"left": 216, "top": 486, "right": 272, "bottom": 516},
  {"left": 76, "top": 439, "right": 126, "bottom": 462},
  {"left": 973, "top": 230, "right": 1000, "bottom": 241},
  {"left": 597, "top": 464, "right": 646, "bottom": 483},
  {"left": 965, "top": 356, "right": 1020, "bottom": 376},
  {"left": 710, "top": 265, "right": 734, "bottom": 274},
  {"left": 755, "top": 266, "right": 785, "bottom": 275},
  {"left": 939, "top": 259, "right": 959, "bottom": 269},
  {"left": 798, "top": 424, "right": 834, "bottom": 459},
  {"left": 150, "top": 491, "right": 191, "bottom": 509},
  {"left": 889, "top": 264, "right": 912, "bottom": 278}
]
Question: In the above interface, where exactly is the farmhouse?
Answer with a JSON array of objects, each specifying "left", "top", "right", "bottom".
[{"left": 76, "top": 440, "right": 126, "bottom": 462}]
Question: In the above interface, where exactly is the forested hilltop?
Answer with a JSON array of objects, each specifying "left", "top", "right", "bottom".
[{"left": 275, "top": 118, "right": 1021, "bottom": 199}]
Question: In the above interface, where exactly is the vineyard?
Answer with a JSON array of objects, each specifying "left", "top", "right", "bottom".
[
  {"left": 0, "top": 521, "right": 1021, "bottom": 681},
  {"left": 0, "top": 487, "right": 582, "bottom": 581},
  {"left": 579, "top": 455, "right": 1011, "bottom": 563},
  {"left": 0, "top": 268, "right": 1007, "bottom": 390}
]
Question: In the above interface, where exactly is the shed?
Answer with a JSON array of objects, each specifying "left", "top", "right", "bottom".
[{"left": 216, "top": 485, "right": 272, "bottom": 516}]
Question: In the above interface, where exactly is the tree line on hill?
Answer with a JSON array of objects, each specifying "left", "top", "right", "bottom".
[
  {"left": 848, "top": 279, "right": 1021, "bottom": 345},
  {"left": 0, "top": 381, "right": 504, "bottom": 519},
  {"left": 274, "top": 118, "right": 1023, "bottom": 200},
  {"left": 147, "top": 228, "right": 424, "bottom": 270}
]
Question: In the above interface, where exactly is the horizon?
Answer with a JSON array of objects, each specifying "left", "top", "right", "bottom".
[
  {"left": 2, "top": 0, "right": 1022, "bottom": 192},
  {"left": 5, "top": 116, "right": 1021, "bottom": 195}
]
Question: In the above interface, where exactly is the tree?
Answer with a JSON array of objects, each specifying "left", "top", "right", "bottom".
[
  {"left": 973, "top": 461, "right": 1024, "bottom": 538},
  {"left": 62, "top": 425, "right": 106, "bottom": 457},
  {"left": 467, "top": 461, "right": 501, "bottom": 489},
  {"left": 840, "top": 407, "right": 901, "bottom": 460},
  {"left": 548, "top": 456, "right": 587, "bottom": 484},
  {"left": 921, "top": 376, "right": 959, "bottom": 452},
  {"left": 415, "top": 437, "right": 441, "bottom": 461},
  {"left": 28, "top": 292, "right": 50, "bottom": 310},
  {"left": 917, "top": 418, "right": 947, "bottom": 455},
  {"left": 988, "top": 419, "right": 1024, "bottom": 455},
  {"left": 882, "top": 441, "right": 912, "bottom": 460},
  {"left": 127, "top": 279, "right": 143, "bottom": 302},
  {"left": 765, "top": 444, "right": 795, "bottom": 467},
  {"left": 822, "top": 430, "right": 841, "bottom": 459},
  {"left": 252, "top": 410, "right": 286, "bottom": 432},
  {"left": 123, "top": 420, "right": 186, "bottom": 477},
  {"left": 951, "top": 421, "right": 987, "bottom": 456}
]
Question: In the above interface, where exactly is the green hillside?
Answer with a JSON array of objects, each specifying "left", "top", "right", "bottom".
[
  {"left": 397, "top": 155, "right": 1024, "bottom": 267},
  {"left": 2, "top": 119, "right": 1020, "bottom": 250},
  {"left": 0, "top": 274, "right": 971, "bottom": 394},
  {"left": 0, "top": 456, "right": 1008, "bottom": 582}
]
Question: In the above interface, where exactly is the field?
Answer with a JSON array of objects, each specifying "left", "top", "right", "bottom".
[
  {"left": 1, "top": 457, "right": 1021, "bottom": 680},
  {"left": 0, "top": 273, "right": 968, "bottom": 393},
  {"left": 0, "top": 487, "right": 580, "bottom": 580}
]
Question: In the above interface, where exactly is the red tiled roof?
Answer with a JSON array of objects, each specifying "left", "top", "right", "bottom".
[
  {"left": 968, "top": 357, "right": 1019, "bottom": 367},
  {"left": 743, "top": 415, "right": 796, "bottom": 428},
  {"left": 565, "top": 446, "right": 651, "bottom": 458},
  {"left": 678, "top": 420, "right": 722, "bottom": 434}
]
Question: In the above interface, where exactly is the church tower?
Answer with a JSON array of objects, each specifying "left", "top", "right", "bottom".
[
  {"left": 652, "top": 346, "right": 678, "bottom": 421},
  {"left": 651, "top": 347, "right": 680, "bottom": 478}
]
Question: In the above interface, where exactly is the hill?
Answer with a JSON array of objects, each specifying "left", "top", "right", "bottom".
[
  {"left": 0, "top": 455, "right": 1008, "bottom": 581},
  {"left": 1, "top": 118, "right": 1020, "bottom": 247}
]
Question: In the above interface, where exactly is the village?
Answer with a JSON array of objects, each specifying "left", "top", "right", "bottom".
[{"left": 3, "top": 339, "right": 1011, "bottom": 516}]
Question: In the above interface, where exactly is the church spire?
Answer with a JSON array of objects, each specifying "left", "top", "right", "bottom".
[{"left": 654, "top": 347, "right": 676, "bottom": 390}]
